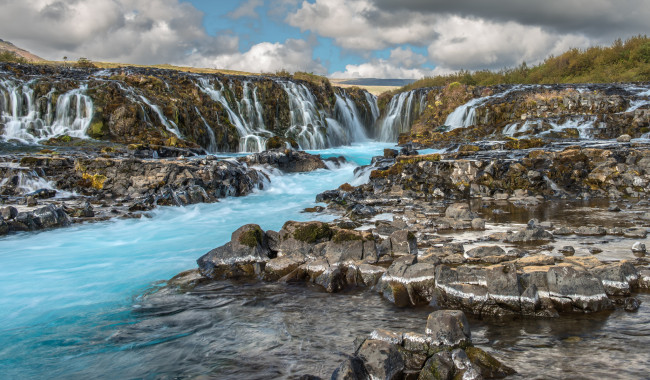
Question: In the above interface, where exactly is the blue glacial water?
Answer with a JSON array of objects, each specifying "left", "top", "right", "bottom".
[
  {"left": 0, "top": 142, "right": 393, "bottom": 378},
  {"left": 1, "top": 141, "right": 649, "bottom": 379}
]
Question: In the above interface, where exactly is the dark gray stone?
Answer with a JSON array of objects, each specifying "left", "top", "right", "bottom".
[
  {"left": 389, "top": 230, "right": 418, "bottom": 256},
  {"left": 356, "top": 340, "right": 405, "bottom": 380},
  {"left": 466, "top": 245, "right": 506, "bottom": 258},
  {"left": 425, "top": 310, "right": 471, "bottom": 347}
]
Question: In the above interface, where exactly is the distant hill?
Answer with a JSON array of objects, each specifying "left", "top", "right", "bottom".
[
  {"left": 332, "top": 78, "right": 416, "bottom": 87},
  {"left": 0, "top": 39, "right": 44, "bottom": 62}
]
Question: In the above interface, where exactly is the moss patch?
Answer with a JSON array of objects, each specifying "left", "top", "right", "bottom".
[
  {"left": 238, "top": 225, "right": 264, "bottom": 248},
  {"left": 293, "top": 223, "right": 332, "bottom": 243},
  {"left": 332, "top": 230, "right": 363, "bottom": 243},
  {"left": 81, "top": 173, "right": 107, "bottom": 190}
]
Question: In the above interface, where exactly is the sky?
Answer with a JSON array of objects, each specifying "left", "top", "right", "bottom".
[{"left": 0, "top": 0, "right": 648, "bottom": 79}]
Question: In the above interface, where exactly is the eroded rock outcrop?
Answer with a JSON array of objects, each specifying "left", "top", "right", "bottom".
[
  {"left": 172, "top": 220, "right": 647, "bottom": 319},
  {"left": 330, "top": 310, "right": 515, "bottom": 380}
]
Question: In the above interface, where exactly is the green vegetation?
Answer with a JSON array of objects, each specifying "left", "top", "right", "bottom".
[
  {"left": 332, "top": 230, "right": 364, "bottom": 243},
  {"left": 76, "top": 57, "right": 97, "bottom": 68},
  {"left": 238, "top": 225, "right": 264, "bottom": 248},
  {"left": 292, "top": 222, "right": 332, "bottom": 243},
  {"left": 396, "top": 36, "right": 650, "bottom": 93},
  {"left": 0, "top": 50, "right": 27, "bottom": 63}
]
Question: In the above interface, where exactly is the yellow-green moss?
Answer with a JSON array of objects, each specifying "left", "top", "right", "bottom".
[
  {"left": 81, "top": 173, "right": 107, "bottom": 190},
  {"left": 293, "top": 223, "right": 332, "bottom": 243},
  {"left": 238, "top": 225, "right": 264, "bottom": 248},
  {"left": 332, "top": 230, "right": 364, "bottom": 243}
]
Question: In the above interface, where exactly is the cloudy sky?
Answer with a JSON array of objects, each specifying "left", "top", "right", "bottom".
[{"left": 1, "top": 0, "right": 647, "bottom": 78}]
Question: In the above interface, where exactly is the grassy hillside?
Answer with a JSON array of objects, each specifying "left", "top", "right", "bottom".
[
  {"left": 397, "top": 35, "right": 650, "bottom": 93},
  {"left": 0, "top": 39, "right": 44, "bottom": 62}
]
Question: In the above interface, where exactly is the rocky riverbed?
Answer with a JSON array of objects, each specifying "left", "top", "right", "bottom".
[
  {"left": 0, "top": 145, "right": 339, "bottom": 235},
  {"left": 146, "top": 139, "right": 649, "bottom": 378}
]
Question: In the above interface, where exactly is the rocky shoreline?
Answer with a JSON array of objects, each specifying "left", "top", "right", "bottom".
[
  {"left": 0, "top": 146, "right": 338, "bottom": 235},
  {"left": 148, "top": 140, "right": 650, "bottom": 378}
]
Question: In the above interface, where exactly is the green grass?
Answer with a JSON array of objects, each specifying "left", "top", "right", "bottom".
[{"left": 394, "top": 35, "right": 650, "bottom": 94}]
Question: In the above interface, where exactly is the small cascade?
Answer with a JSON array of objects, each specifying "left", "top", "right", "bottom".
[
  {"left": 502, "top": 116, "right": 597, "bottom": 139},
  {"left": 546, "top": 117, "right": 596, "bottom": 139},
  {"left": 137, "top": 95, "right": 182, "bottom": 138},
  {"left": 0, "top": 168, "right": 63, "bottom": 197},
  {"left": 280, "top": 81, "right": 330, "bottom": 149},
  {"left": 194, "top": 106, "right": 218, "bottom": 153},
  {"left": 0, "top": 80, "right": 93, "bottom": 143},
  {"left": 334, "top": 92, "right": 368, "bottom": 142},
  {"left": 379, "top": 89, "right": 427, "bottom": 142},
  {"left": 502, "top": 120, "right": 537, "bottom": 137},
  {"left": 197, "top": 78, "right": 268, "bottom": 152},
  {"left": 445, "top": 85, "right": 524, "bottom": 130},
  {"left": 365, "top": 92, "right": 380, "bottom": 122},
  {"left": 444, "top": 97, "right": 483, "bottom": 130}
]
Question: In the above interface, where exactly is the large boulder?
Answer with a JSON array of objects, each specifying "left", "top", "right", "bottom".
[
  {"left": 546, "top": 266, "right": 612, "bottom": 312},
  {"left": 506, "top": 226, "right": 554, "bottom": 243},
  {"left": 243, "top": 148, "right": 327, "bottom": 173},
  {"left": 197, "top": 224, "right": 270, "bottom": 279},
  {"left": 389, "top": 230, "right": 418, "bottom": 256},
  {"left": 425, "top": 310, "right": 472, "bottom": 348},
  {"left": 444, "top": 203, "right": 476, "bottom": 220},
  {"left": 356, "top": 339, "right": 405, "bottom": 380}
]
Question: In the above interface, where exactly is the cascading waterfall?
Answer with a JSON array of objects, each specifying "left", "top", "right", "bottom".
[
  {"left": 136, "top": 95, "right": 182, "bottom": 138},
  {"left": 365, "top": 92, "right": 380, "bottom": 123},
  {"left": 333, "top": 92, "right": 368, "bottom": 142},
  {"left": 197, "top": 77, "right": 268, "bottom": 152},
  {"left": 378, "top": 89, "right": 427, "bottom": 142},
  {"left": 0, "top": 67, "right": 382, "bottom": 152},
  {"left": 0, "top": 79, "right": 93, "bottom": 143},
  {"left": 445, "top": 85, "right": 525, "bottom": 130},
  {"left": 280, "top": 80, "right": 330, "bottom": 149},
  {"left": 194, "top": 106, "right": 218, "bottom": 153}
]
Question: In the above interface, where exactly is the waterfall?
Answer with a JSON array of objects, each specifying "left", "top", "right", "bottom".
[
  {"left": 444, "top": 97, "right": 483, "bottom": 130},
  {"left": 365, "top": 92, "right": 380, "bottom": 122},
  {"left": 279, "top": 81, "right": 330, "bottom": 149},
  {"left": 334, "top": 92, "right": 368, "bottom": 142},
  {"left": 0, "top": 80, "right": 93, "bottom": 143},
  {"left": 378, "top": 90, "right": 427, "bottom": 142},
  {"left": 445, "top": 85, "right": 524, "bottom": 130},
  {"left": 137, "top": 95, "right": 181, "bottom": 138},
  {"left": 1, "top": 67, "right": 382, "bottom": 152},
  {"left": 195, "top": 106, "right": 218, "bottom": 153},
  {"left": 197, "top": 77, "right": 268, "bottom": 152}
]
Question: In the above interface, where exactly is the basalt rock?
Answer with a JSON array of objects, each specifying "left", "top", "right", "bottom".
[
  {"left": 327, "top": 310, "right": 514, "bottom": 380},
  {"left": 242, "top": 148, "right": 328, "bottom": 173},
  {"left": 354, "top": 147, "right": 650, "bottom": 202}
]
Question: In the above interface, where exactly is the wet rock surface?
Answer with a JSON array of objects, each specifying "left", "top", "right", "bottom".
[
  {"left": 167, "top": 218, "right": 648, "bottom": 319},
  {"left": 0, "top": 147, "right": 332, "bottom": 235},
  {"left": 329, "top": 310, "right": 514, "bottom": 380}
]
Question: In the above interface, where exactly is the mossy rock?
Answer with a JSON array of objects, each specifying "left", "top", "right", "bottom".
[
  {"left": 19, "top": 156, "right": 40, "bottom": 166},
  {"left": 238, "top": 225, "right": 264, "bottom": 248},
  {"left": 465, "top": 346, "right": 516, "bottom": 378},
  {"left": 332, "top": 230, "right": 364, "bottom": 243},
  {"left": 80, "top": 173, "right": 107, "bottom": 190},
  {"left": 266, "top": 136, "right": 299, "bottom": 150},
  {"left": 292, "top": 222, "right": 332, "bottom": 243},
  {"left": 339, "top": 183, "right": 355, "bottom": 192},
  {"left": 459, "top": 144, "right": 480, "bottom": 152}
]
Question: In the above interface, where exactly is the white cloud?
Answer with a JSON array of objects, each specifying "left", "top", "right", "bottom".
[
  {"left": 228, "top": 0, "right": 264, "bottom": 19},
  {"left": 427, "top": 16, "right": 592, "bottom": 70},
  {"left": 193, "top": 38, "right": 327, "bottom": 75},
  {"left": 286, "top": 0, "right": 438, "bottom": 51},
  {"left": 330, "top": 47, "right": 438, "bottom": 79},
  {"left": 289, "top": 0, "right": 600, "bottom": 77},
  {"left": 0, "top": 0, "right": 325, "bottom": 74}
]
